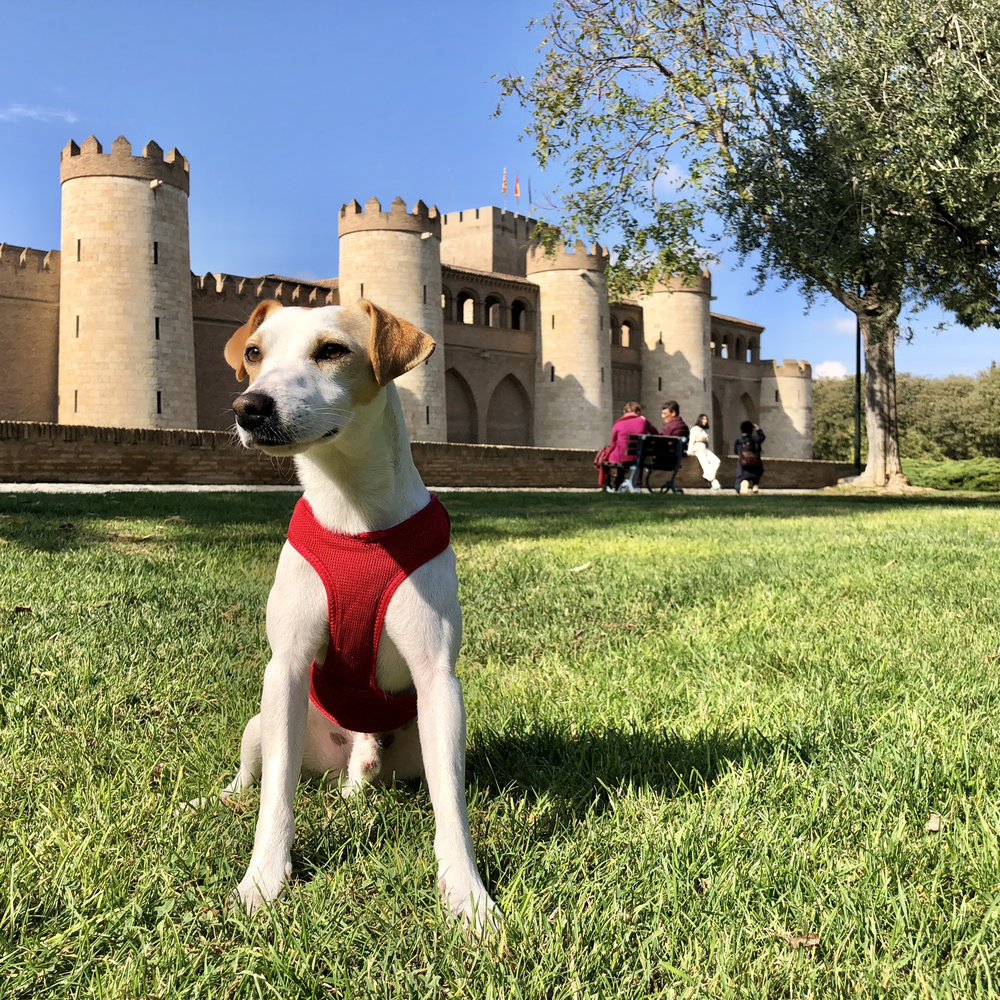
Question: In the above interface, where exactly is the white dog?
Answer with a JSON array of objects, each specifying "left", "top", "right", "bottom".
[{"left": 214, "top": 298, "right": 496, "bottom": 930}]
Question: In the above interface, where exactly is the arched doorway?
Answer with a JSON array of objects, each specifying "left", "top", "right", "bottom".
[
  {"left": 486, "top": 375, "right": 532, "bottom": 445},
  {"left": 445, "top": 369, "right": 478, "bottom": 443}
]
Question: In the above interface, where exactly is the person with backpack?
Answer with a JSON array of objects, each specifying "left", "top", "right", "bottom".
[{"left": 734, "top": 420, "right": 766, "bottom": 495}]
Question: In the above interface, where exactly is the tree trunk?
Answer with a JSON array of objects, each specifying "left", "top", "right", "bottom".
[{"left": 857, "top": 306, "right": 908, "bottom": 487}]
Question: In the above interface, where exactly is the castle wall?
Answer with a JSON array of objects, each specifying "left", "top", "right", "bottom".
[
  {"left": 0, "top": 245, "right": 59, "bottom": 422},
  {"left": 0, "top": 420, "right": 851, "bottom": 489},
  {"left": 440, "top": 264, "right": 538, "bottom": 444},
  {"left": 711, "top": 360, "right": 763, "bottom": 455}
]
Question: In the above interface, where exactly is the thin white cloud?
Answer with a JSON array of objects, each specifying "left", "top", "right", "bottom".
[
  {"left": 652, "top": 164, "right": 687, "bottom": 196},
  {"left": 811, "top": 315, "right": 856, "bottom": 336},
  {"left": 813, "top": 360, "right": 848, "bottom": 379},
  {"left": 0, "top": 104, "right": 78, "bottom": 124}
]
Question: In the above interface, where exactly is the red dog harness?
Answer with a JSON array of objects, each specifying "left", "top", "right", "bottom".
[{"left": 287, "top": 494, "right": 451, "bottom": 734}]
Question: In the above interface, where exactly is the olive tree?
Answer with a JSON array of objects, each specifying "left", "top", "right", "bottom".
[{"left": 498, "top": 0, "right": 1000, "bottom": 486}]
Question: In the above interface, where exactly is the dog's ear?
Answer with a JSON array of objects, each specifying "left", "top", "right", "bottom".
[
  {"left": 224, "top": 300, "right": 283, "bottom": 380},
  {"left": 358, "top": 299, "right": 436, "bottom": 386}
]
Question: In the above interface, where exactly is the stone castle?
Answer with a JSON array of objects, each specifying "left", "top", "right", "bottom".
[{"left": 0, "top": 135, "right": 812, "bottom": 457}]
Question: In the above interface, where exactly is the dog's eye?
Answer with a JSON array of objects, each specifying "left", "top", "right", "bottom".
[
  {"left": 244, "top": 345, "right": 261, "bottom": 364},
  {"left": 315, "top": 342, "right": 350, "bottom": 362}
]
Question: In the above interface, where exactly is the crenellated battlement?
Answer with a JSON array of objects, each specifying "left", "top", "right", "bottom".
[
  {"left": 338, "top": 196, "right": 442, "bottom": 239},
  {"left": 60, "top": 135, "right": 190, "bottom": 194},
  {"left": 0, "top": 243, "right": 56, "bottom": 272},
  {"left": 0, "top": 243, "right": 60, "bottom": 303},
  {"left": 525, "top": 239, "right": 609, "bottom": 275},
  {"left": 651, "top": 270, "right": 713, "bottom": 296},
  {"left": 192, "top": 272, "right": 337, "bottom": 310},
  {"left": 771, "top": 359, "right": 812, "bottom": 379}
]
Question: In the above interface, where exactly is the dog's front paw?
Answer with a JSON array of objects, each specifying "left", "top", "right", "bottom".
[
  {"left": 233, "top": 859, "right": 291, "bottom": 913},
  {"left": 440, "top": 876, "right": 500, "bottom": 936}
]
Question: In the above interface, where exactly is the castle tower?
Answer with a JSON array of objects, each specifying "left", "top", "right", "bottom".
[
  {"left": 760, "top": 360, "right": 813, "bottom": 459},
  {"left": 526, "top": 240, "right": 613, "bottom": 449},
  {"left": 338, "top": 197, "right": 446, "bottom": 442},
  {"left": 58, "top": 136, "right": 197, "bottom": 428},
  {"left": 638, "top": 272, "right": 712, "bottom": 427}
]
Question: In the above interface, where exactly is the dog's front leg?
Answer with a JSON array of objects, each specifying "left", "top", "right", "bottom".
[
  {"left": 234, "top": 650, "right": 311, "bottom": 912},
  {"left": 388, "top": 557, "right": 498, "bottom": 932},
  {"left": 417, "top": 669, "right": 497, "bottom": 931},
  {"left": 235, "top": 547, "right": 326, "bottom": 913}
]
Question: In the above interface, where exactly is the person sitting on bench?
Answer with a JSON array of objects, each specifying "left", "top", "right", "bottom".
[
  {"left": 606, "top": 402, "right": 658, "bottom": 491},
  {"left": 660, "top": 400, "right": 689, "bottom": 440}
]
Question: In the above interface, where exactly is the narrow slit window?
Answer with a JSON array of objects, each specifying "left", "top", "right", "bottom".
[
  {"left": 156, "top": 390, "right": 162, "bottom": 415},
  {"left": 74, "top": 389, "right": 78, "bottom": 413},
  {"left": 425, "top": 405, "right": 430, "bottom": 425},
  {"left": 75, "top": 315, "right": 79, "bottom": 338},
  {"left": 153, "top": 241, "right": 159, "bottom": 264},
  {"left": 155, "top": 317, "right": 160, "bottom": 340},
  {"left": 76, "top": 239, "right": 81, "bottom": 262}
]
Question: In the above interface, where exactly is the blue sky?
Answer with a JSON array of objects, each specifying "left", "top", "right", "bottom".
[{"left": 2, "top": 0, "right": 996, "bottom": 380}]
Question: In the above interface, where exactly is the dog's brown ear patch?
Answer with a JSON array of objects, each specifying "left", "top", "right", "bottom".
[
  {"left": 358, "top": 299, "right": 435, "bottom": 386},
  {"left": 225, "top": 300, "right": 284, "bottom": 380}
]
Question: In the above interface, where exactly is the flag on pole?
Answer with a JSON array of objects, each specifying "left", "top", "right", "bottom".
[
  {"left": 514, "top": 173, "right": 520, "bottom": 200},
  {"left": 528, "top": 178, "right": 532, "bottom": 206},
  {"left": 502, "top": 167, "right": 507, "bottom": 195}
]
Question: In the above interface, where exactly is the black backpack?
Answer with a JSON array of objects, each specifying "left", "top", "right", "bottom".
[{"left": 739, "top": 435, "right": 762, "bottom": 471}]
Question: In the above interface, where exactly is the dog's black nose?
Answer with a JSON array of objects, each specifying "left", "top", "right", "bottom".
[{"left": 233, "top": 391, "right": 275, "bottom": 430}]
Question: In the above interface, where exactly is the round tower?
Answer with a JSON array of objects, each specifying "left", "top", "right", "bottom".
[
  {"left": 58, "top": 135, "right": 197, "bottom": 428},
  {"left": 338, "top": 197, "right": 446, "bottom": 442},
  {"left": 526, "top": 240, "right": 613, "bottom": 449},
  {"left": 638, "top": 272, "right": 712, "bottom": 428},
  {"left": 760, "top": 359, "right": 813, "bottom": 459}
]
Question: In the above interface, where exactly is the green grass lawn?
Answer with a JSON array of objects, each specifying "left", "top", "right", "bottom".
[{"left": 3, "top": 488, "right": 1000, "bottom": 999}]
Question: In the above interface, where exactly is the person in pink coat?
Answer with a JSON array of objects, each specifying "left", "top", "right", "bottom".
[{"left": 606, "top": 402, "right": 659, "bottom": 491}]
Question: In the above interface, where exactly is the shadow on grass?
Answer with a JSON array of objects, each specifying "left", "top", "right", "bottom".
[
  {"left": 0, "top": 492, "right": 296, "bottom": 554},
  {"left": 284, "top": 721, "right": 816, "bottom": 894},
  {"left": 466, "top": 719, "right": 815, "bottom": 825},
  {"left": 3, "top": 489, "right": 999, "bottom": 554}
]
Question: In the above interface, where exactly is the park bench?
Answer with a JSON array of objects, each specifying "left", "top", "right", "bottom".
[{"left": 603, "top": 433, "right": 686, "bottom": 494}]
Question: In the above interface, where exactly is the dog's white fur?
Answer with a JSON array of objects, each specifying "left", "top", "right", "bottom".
[{"left": 213, "top": 298, "right": 496, "bottom": 930}]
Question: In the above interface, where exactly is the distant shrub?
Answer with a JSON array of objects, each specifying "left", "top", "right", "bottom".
[{"left": 904, "top": 458, "right": 1000, "bottom": 492}]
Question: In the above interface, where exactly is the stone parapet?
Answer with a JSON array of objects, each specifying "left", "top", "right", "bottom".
[
  {"left": 526, "top": 239, "right": 608, "bottom": 275},
  {"left": 60, "top": 136, "right": 190, "bottom": 194},
  {"left": 771, "top": 359, "right": 813, "bottom": 378},
  {"left": 652, "top": 270, "right": 712, "bottom": 296},
  {"left": 338, "top": 197, "right": 441, "bottom": 239}
]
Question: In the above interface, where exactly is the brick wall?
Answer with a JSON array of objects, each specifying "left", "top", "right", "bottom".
[{"left": 0, "top": 421, "right": 854, "bottom": 488}]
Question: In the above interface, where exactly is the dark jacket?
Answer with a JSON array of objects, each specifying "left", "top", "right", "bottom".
[
  {"left": 734, "top": 427, "right": 766, "bottom": 481},
  {"left": 661, "top": 415, "right": 689, "bottom": 439}
]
